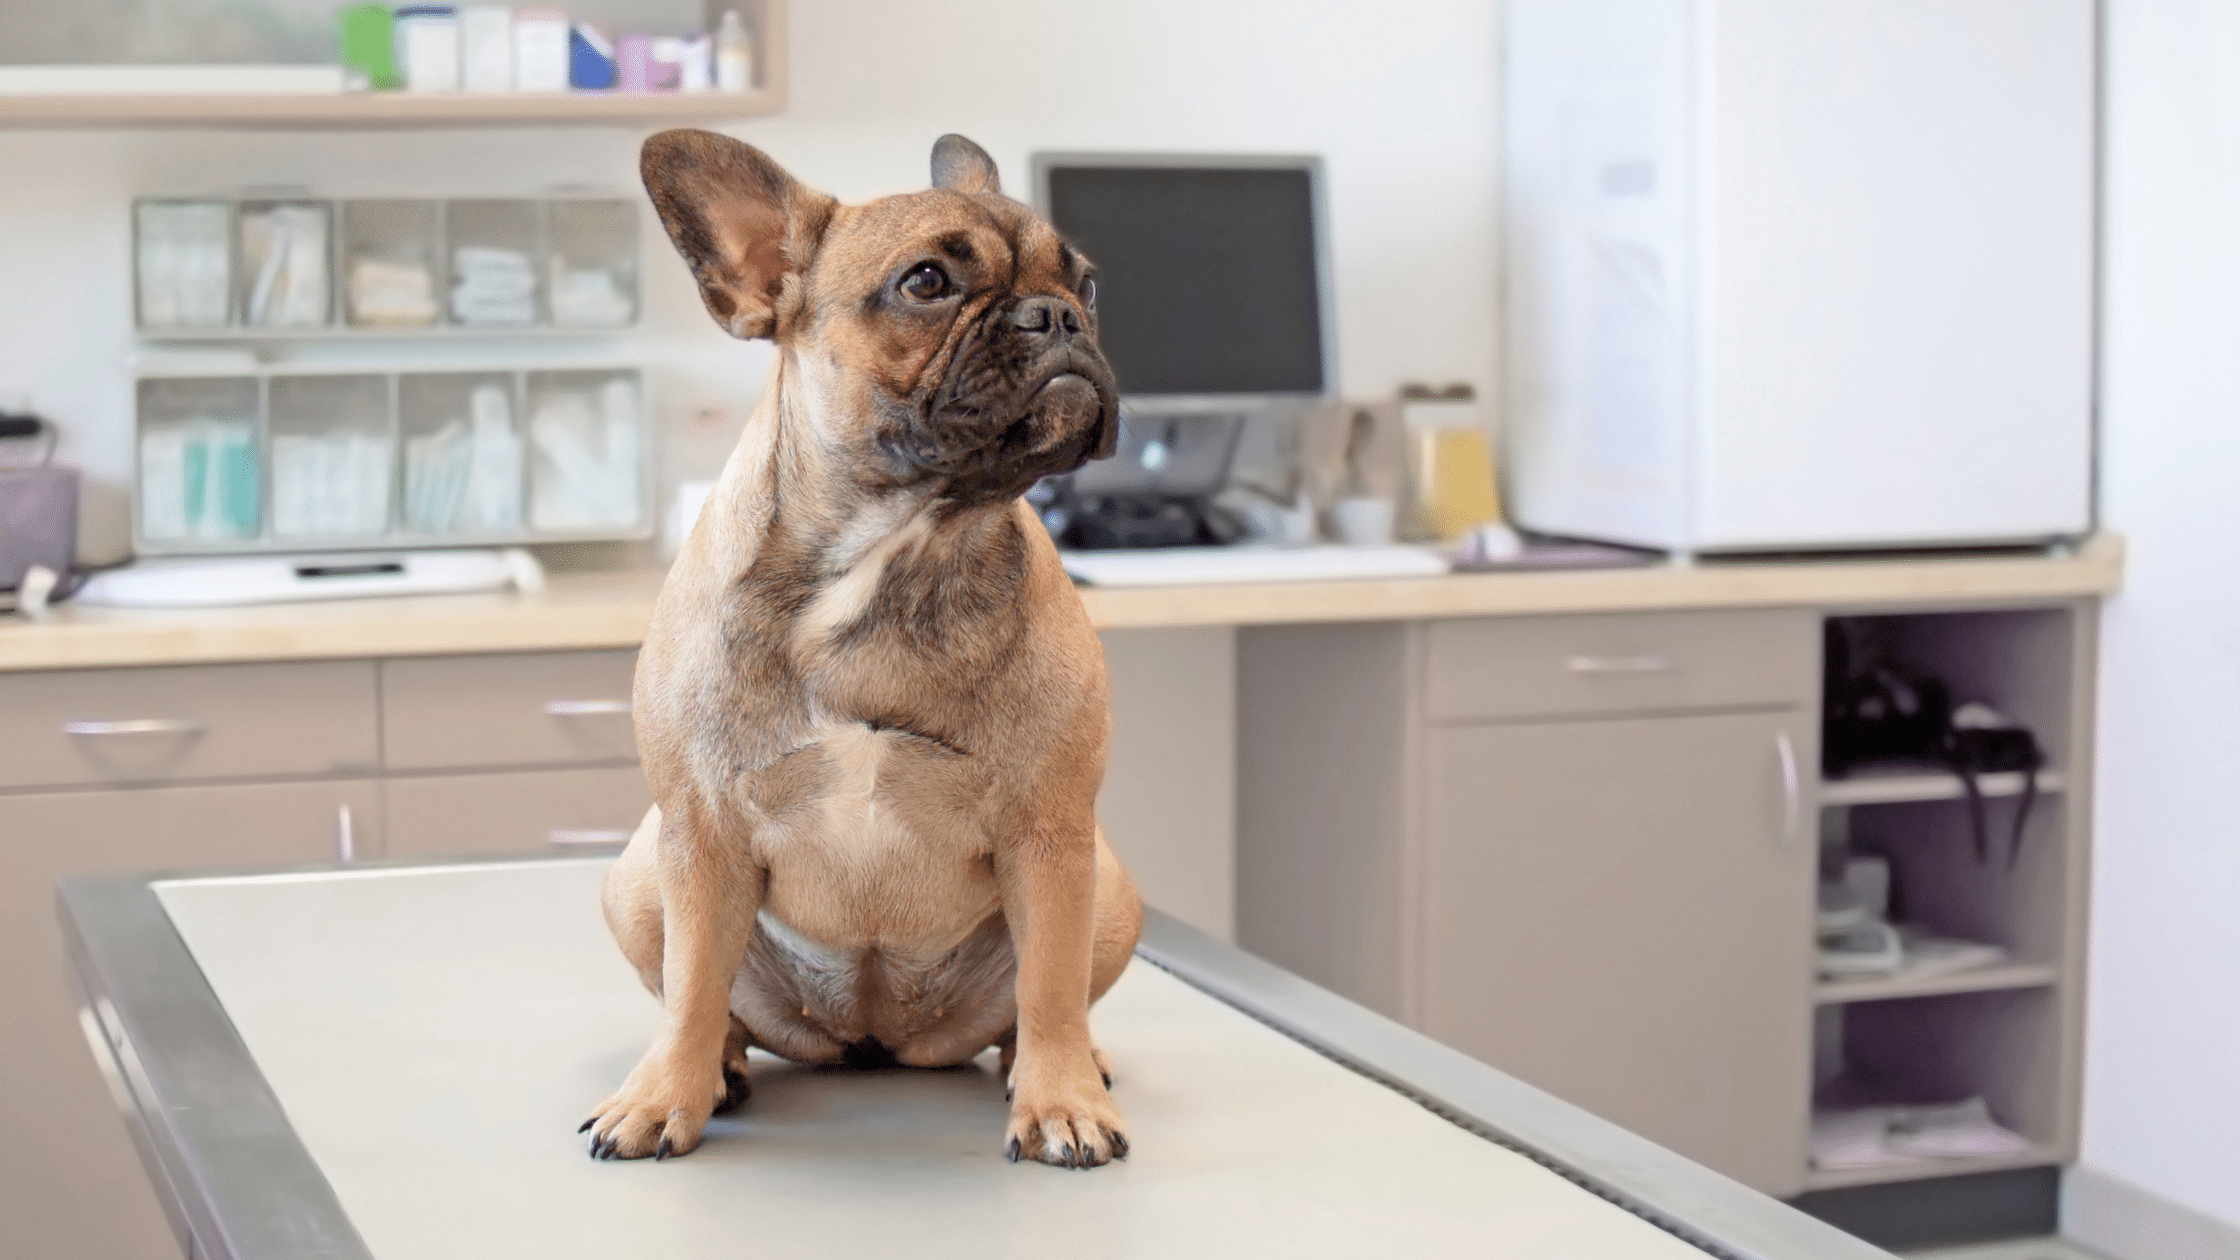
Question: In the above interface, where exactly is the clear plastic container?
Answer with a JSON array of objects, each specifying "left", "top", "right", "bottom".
[
  {"left": 526, "top": 368, "right": 643, "bottom": 532},
  {"left": 135, "top": 200, "right": 234, "bottom": 331},
  {"left": 444, "top": 199, "right": 542, "bottom": 326},
  {"left": 544, "top": 199, "right": 639, "bottom": 328},
  {"left": 235, "top": 200, "right": 334, "bottom": 329},
  {"left": 267, "top": 374, "right": 393, "bottom": 539},
  {"left": 340, "top": 200, "right": 443, "bottom": 329},
  {"left": 398, "top": 371, "right": 523, "bottom": 536},
  {"left": 136, "top": 377, "right": 263, "bottom": 544}
]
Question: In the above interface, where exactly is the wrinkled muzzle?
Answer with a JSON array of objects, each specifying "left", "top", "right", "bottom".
[{"left": 900, "top": 296, "right": 1119, "bottom": 498}]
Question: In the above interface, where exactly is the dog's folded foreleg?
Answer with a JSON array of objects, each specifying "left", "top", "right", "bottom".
[
  {"left": 994, "top": 811, "right": 1128, "bottom": 1169},
  {"left": 584, "top": 803, "right": 763, "bottom": 1160}
]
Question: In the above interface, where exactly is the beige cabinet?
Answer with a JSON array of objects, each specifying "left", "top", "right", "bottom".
[
  {"left": 1239, "top": 609, "right": 1820, "bottom": 1195},
  {"left": 0, "top": 647, "right": 643, "bottom": 1259},
  {"left": 385, "top": 765, "right": 650, "bottom": 857},
  {"left": 0, "top": 780, "right": 374, "bottom": 1260},
  {"left": 1423, "top": 711, "right": 1815, "bottom": 1192}
]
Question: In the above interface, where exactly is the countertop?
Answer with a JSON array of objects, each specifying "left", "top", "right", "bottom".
[{"left": 0, "top": 535, "right": 2123, "bottom": 672}]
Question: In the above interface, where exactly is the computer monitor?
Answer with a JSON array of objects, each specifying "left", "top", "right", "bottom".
[{"left": 1032, "top": 154, "right": 1334, "bottom": 411}]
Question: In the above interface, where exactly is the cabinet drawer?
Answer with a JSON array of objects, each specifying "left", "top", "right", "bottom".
[
  {"left": 381, "top": 650, "right": 638, "bottom": 771},
  {"left": 1423, "top": 609, "right": 1815, "bottom": 723},
  {"left": 383, "top": 765, "right": 650, "bottom": 857},
  {"left": 0, "top": 661, "right": 378, "bottom": 789}
]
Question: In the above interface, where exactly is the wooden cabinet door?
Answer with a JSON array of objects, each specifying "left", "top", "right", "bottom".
[
  {"left": 1423, "top": 711, "right": 1815, "bottom": 1194},
  {"left": 0, "top": 780, "right": 374, "bottom": 1260}
]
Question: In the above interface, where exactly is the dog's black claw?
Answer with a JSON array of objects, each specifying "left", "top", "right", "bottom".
[
  {"left": 1100, "top": 1071, "right": 1113, "bottom": 1089},
  {"left": 655, "top": 1136, "right": 673, "bottom": 1161},
  {"left": 1005, "top": 1137, "right": 1021, "bottom": 1163},
  {"left": 597, "top": 1134, "right": 619, "bottom": 1160},
  {"left": 1058, "top": 1143, "right": 1076, "bottom": 1168},
  {"left": 1111, "top": 1132, "right": 1130, "bottom": 1159},
  {"left": 577, "top": 1117, "right": 597, "bottom": 1133}
]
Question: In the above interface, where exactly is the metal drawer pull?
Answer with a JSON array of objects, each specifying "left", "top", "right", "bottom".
[
  {"left": 1564, "top": 654, "right": 1679, "bottom": 675},
  {"left": 1774, "top": 731, "right": 1802, "bottom": 848},
  {"left": 549, "top": 829, "right": 633, "bottom": 846},
  {"left": 61, "top": 718, "right": 209, "bottom": 737},
  {"left": 337, "top": 803, "right": 357, "bottom": 864},
  {"left": 543, "top": 700, "right": 632, "bottom": 716}
]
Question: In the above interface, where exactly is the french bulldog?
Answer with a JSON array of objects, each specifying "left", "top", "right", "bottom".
[{"left": 582, "top": 129, "right": 1140, "bottom": 1170}]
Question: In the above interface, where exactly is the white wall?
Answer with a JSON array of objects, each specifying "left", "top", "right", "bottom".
[
  {"left": 0, "top": 0, "right": 1502, "bottom": 564},
  {"left": 2082, "top": 0, "right": 2240, "bottom": 1245}
]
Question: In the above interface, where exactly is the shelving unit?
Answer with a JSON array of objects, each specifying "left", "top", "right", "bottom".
[
  {"left": 0, "top": 0, "right": 786, "bottom": 129},
  {"left": 1821, "top": 766, "right": 2065, "bottom": 808},
  {"left": 0, "top": 88, "right": 783, "bottom": 129},
  {"left": 1803, "top": 607, "right": 2093, "bottom": 1203},
  {"left": 1801, "top": 1143, "right": 2066, "bottom": 1193},
  {"left": 1814, "top": 961, "right": 2060, "bottom": 1005}
]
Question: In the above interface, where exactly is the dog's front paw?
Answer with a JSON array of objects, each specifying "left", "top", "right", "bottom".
[
  {"left": 1005, "top": 1061, "right": 1128, "bottom": 1169},
  {"left": 580, "top": 1052, "right": 728, "bottom": 1160}
]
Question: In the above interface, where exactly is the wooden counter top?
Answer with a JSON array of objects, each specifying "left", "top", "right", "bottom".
[{"left": 0, "top": 535, "right": 2123, "bottom": 672}]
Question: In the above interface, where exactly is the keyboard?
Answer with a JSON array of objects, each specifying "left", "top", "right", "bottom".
[{"left": 1059, "top": 544, "right": 1451, "bottom": 588}]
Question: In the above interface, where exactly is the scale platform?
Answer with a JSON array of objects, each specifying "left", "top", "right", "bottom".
[{"left": 60, "top": 859, "right": 1889, "bottom": 1260}]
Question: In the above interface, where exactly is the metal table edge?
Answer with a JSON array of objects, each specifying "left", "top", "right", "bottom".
[
  {"left": 56, "top": 861, "right": 1886, "bottom": 1260},
  {"left": 1134, "top": 908, "right": 1892, "bottom": 1260},
  {"left": 59, "top": 868, "right": 376, "bottom": 1260}
]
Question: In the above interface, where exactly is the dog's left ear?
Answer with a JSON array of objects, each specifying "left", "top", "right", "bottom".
[
  {"left": 931, "top": 134, "right": 1002, "bottom": 196},
  {"left": 642, "top": 128, "right": 836, "bottom": 340}
]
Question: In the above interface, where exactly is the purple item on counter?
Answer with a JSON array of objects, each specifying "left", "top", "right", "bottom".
[{"left": 616, "top": 34, "right": 654, "bottom": 91}]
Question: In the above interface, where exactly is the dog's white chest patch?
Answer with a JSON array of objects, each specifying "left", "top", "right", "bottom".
[{"left": 794, "top": 511, "right": 933, "bottom": 649}]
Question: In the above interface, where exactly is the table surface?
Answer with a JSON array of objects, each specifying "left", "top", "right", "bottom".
[
  {"left": 3, "top": 536, "right": 2121, "bottom": 670},
  {"left": 154, "top": 861, "right": 1699, "bottom": 1258},
  {"left": 64, "top": 858, "right": 1894, "bottom": 1260}
]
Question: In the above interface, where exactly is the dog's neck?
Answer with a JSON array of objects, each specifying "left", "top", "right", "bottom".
[{"left": 724, "top": 350, "right": 1031, "bottom": 652}]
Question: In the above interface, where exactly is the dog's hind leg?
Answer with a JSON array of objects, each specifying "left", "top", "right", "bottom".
[
  {"left": 600, "top": 807, "right": 668, "bottom": 995},
  {"left": 717, "top": 1015, "right": 754, "bottom": 1112}
]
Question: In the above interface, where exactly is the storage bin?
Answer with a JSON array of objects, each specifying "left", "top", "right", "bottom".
[
  {"left": 397, "top": 371, "right": 523, "bottom": 536},
  {"left": 135, "top": 377, "right": 262, "bottom": 543},
  {"left": 341, "top": 200, "right": 443, "bottom": 329},
  {"left": 235, "top": 200, "right": 333, "bottom": 328},
  {"left": 444, "top": 199, "right": 541, "bottom": 326},
  {"left": 267, "top": 375, "right": 393, "bottom": 540},
  {"left": 544, "top": 199, "right": 638, "bottom": 327}
]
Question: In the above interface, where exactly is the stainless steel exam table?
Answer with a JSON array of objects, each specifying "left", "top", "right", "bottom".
[{"left": 58, "top": 858, "right": 1890, "bottom": 1260}]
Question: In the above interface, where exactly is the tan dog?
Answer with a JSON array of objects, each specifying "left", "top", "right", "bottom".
[{"left": 582, "top": 130, "right": 1141, "bottom": 1169}]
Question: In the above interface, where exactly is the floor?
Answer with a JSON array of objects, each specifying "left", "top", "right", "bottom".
[{"left": 1910, "top": 1240, "right": 2108, "bottom": 1260}]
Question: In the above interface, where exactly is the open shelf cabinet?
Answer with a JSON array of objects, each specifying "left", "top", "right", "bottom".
[{"left": 1801, "top": 605, "right": 2094, "bottom": 1197}]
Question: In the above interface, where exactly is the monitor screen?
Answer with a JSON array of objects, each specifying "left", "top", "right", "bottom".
[{"left": 1042, "top": 161, "right": 1327, "bottom": 399}]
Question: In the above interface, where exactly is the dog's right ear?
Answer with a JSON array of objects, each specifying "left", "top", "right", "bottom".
[{"left": 641, "top": 129, "right": 836, "bottom": 340}]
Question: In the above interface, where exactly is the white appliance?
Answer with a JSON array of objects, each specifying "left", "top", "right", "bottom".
[{"left": 1503, "top": 0, "right": 2096, "bottom": 554}]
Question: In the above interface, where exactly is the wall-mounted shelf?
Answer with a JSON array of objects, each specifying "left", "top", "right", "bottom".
[
  {"left": 0, "top": 88, "right": 783, "bottom": 129},
  {"left": 1821, "top": 766, "right": 2065, "bottom": 808},
  {"left": 1801, "top": 1141, "right": 2065, "bottom": 1193},
  {"left": 1813, "top": 962, "right": 2061, "bottom": 1005},
  {"left": 0, "top": 0, "right": 787, "bottom": 130}
]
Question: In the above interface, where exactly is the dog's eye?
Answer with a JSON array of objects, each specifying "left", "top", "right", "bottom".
[
  {"left": 1077, "top": 276, "right": 1097, "bottom": 312},
  {"left": 899, "top": 263, "right": 951, "bottom": 302}
]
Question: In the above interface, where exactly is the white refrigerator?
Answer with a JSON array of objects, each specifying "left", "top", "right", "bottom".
[{"left": 1502, "top": 0, "right": 2096, "bottom": 555}]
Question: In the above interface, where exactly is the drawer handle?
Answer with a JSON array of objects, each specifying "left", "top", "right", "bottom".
[
  {"left": 61, "top": 718, "right": 209, "bottom": 737},
  {"left": 1564, "top": 655, "right": 1678, "bottom": 675},
  {"left": 544, "top": 700, "right": 632, "bottom": 716},
  {"left": 1775, "top": 731, "right": 1802, "bottom": 848},
  {"left": 549, "top": 829, "right": 633, "bottom": 846}
]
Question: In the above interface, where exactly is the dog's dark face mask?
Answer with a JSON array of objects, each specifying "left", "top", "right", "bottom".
[{"left": 642, "top": 130, "right": 1119, "bottom": 507}]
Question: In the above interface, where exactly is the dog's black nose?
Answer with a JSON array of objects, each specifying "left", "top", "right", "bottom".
[{"left": 1010, "top": 296, "right": 1081, "bottom": 338}]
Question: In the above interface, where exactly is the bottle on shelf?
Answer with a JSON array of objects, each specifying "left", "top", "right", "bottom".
[{"left": 716, "top": 10, "right": 755, "bottom": 92}]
